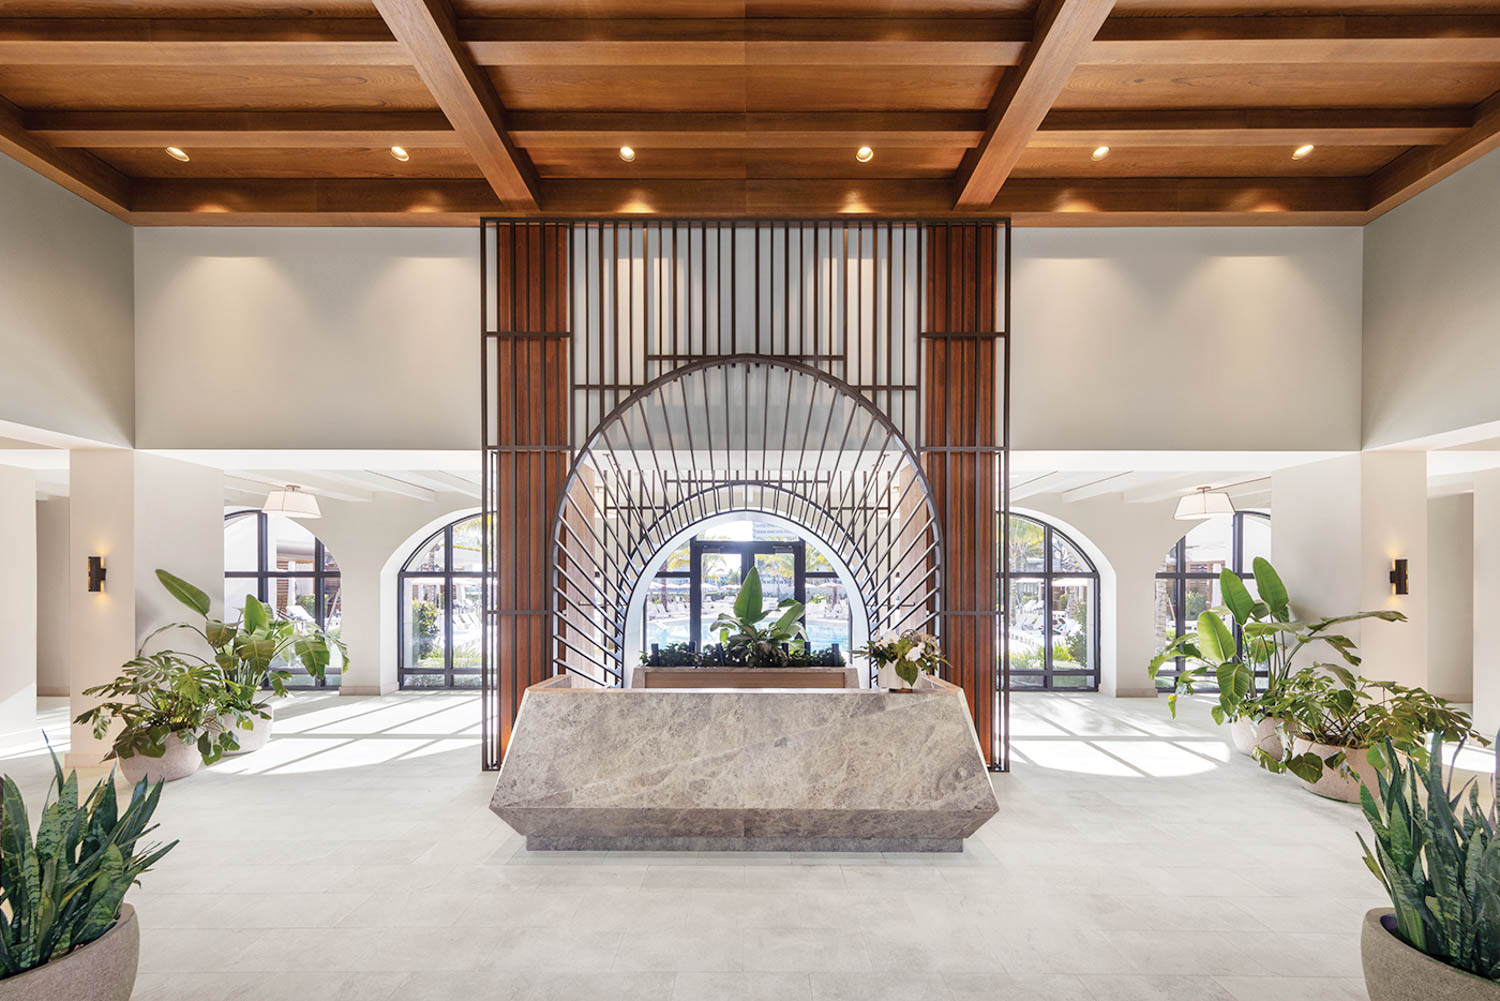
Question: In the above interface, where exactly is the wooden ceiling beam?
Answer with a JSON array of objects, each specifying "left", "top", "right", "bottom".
[
  {"left": 1035, "top": 108, "right": 1472, "bottom": 149},
  {"left": 1366, "top": 90, "right": 1500, "bottom": 218},
  {"left": 509, "top": 112, "right": 987, "bottom": 149},
  {"left": 29, "top": 111, "right": 458, "bottom": 149},
  {"left": 0, "top": 96, "right": 131, "bottom": 219},
  {"left": 955, "top": 0, "right": 1118, "bottom": 209},
  {"left": 126, "top": 176, "right": 1368, "bottom": 226},
  {"left": 370, "top": 0, "right": 538, "bottom": 209},
  {"left": 0, "top": 18, "right": 406, "bottom": 65},
  {"left": 1089, "top": 15, "right": 1500, "bottom": 65},
  {"left": 7, "top": 15, "right": 1492, "bottom": 67}
]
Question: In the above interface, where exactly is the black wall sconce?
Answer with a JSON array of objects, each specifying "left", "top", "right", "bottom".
[
  {"left": 87, "top": 555, "right": 107, "bottom": 593},
  {"left": 1389, "top": 558, "right": 1409, "bottom": 596}
]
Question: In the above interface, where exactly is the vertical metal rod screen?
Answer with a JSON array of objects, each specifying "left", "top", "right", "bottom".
[{"left": 482, "top": 220, "right": 1010, "bottom": 771}]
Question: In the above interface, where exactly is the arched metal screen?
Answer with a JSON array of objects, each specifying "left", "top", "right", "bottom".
[{"left": 552, "top": 355, "right": 941, "bottom": 686}]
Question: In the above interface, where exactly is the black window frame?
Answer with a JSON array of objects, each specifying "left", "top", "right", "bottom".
[
  {"left": 1004, "top": 514, "right": 1102, "bottom": 692},
  {"left": 644, "top": 536, "right": 847, "bottom": 654},
  {"left": 1154, "top": 510, "right": 1272, "bottom": 689},
  {"left": 397, "top": 514, "right": 487, "bottom": 689},
  {"left": 223, "top": 510, "right": 341, "bottom": 689}
]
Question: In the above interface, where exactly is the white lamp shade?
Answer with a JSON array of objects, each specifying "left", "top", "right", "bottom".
[
  {"left": 262, "top": 486, "right": 321, "bottom": 519},
  {"left": 1174, "top": 488, "right": 1235, "bottom": 521}
]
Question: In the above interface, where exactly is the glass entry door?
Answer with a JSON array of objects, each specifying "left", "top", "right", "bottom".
[{"left": 690, "top": 541, "right": 804, "bottom": 648}]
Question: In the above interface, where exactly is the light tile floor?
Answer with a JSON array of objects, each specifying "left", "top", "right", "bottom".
[{"left": 8, "top": 692, "right": 1385, "bottom": 1001}]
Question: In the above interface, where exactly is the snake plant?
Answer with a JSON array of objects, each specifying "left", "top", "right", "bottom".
[
  {"left": 1359, "top": 735, "right": 1500, "bottom": 981},
  {"left": 0, "top": 752, "right": 177, "bottom": 979}
]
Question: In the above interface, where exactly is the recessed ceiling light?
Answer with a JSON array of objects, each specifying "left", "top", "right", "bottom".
[
  {"left": 1091, "top": 145, "right": 1110, "bottom": 161},
  {"left": 165, "top": 146, "right": 190, "bottom": 162},
  {"left": 855, "top": 146, "right": 874, "bottom": 163},
  {"left": 1292, "top": 144, "right": 1315, "bottom": 160},
  {"left": 618, "top": 146, "right": 636, "bottom": 162},
  {"left": 390, "top": 146, "right": 410, "bottom": 162}
]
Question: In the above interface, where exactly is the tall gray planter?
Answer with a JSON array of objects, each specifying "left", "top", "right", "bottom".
[
  {"left": 0, "top": 904, "right": 139, "bottom": 1001},
  {"left": 1363, "top": 909, "right": 1500, "bottom": 1000}
]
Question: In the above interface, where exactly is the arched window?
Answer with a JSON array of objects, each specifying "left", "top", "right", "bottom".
[
  {"left": 1006, "top": 515, "right": 1100, "bottom": 691},
  {"left": 641, "top": 516, "right": 853, "bottom": 657},
  {"left": 1154, "top": 511, "right": 1271, "bottom": 689},
  {"left": 223, "top": 510, "right": 342, "bottom": 688},
  {"left": 398, "top": 514, "right": 485, "bottom": 689}
]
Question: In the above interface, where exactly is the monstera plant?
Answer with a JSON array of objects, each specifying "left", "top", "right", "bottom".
[
  {"left": 147, "top": 569, "right": 347, "bottom": 753},
  {"left": 710, "top": 566, "right": 807, "bottom": 667}
]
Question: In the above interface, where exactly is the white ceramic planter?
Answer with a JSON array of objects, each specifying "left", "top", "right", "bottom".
[
  {"left": 221, "top": 704, "right": 274, "bottom": 755},
  {"left": 1229, "top": 716, "right": 1283, "bottom": 758},
  {"left": 118, "top": 734, "right": 202, "bottom": 784},
  {"left": 877, "top": 663, "right": 911, "bottom": 690},
  {"left": 1293, "top": 737, "right": 1378, "bottom": 803},
  {"left": 1363, "top": 909, "right": 1500, "bottom": 1001},
  {"left": 0, "top": 904, "right": 138, "bottom": 1001}
]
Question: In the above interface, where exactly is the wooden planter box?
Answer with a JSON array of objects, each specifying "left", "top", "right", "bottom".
[{"left": 632, "top": 666, "right": 859, "bottom": 689}]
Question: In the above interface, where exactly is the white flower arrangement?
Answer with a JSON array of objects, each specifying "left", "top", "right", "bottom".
[{"left": 855, "top": 629, "right": 945, "bottom": 688}]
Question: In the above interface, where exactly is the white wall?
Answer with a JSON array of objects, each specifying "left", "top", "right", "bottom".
[
  {"left": 1272, "top": 452, "right": 1428, "bottom": 688},
  {"left": 35, "top": 498, "right": 70, "bottom": 696},
  {"left": 1475, "top": 472, "right": 1500, "bottom": 735},
  {"left": 133, "top": 228, "right": 480, "bottom": 451},
  {"left": 0, "top": 156, "right": 134, "bottom": 446},
  {"left": 1013, "top": 227, "right": 1363, "bottom": 452},
  {"left": 1427, "top": 492, "right": 1474, "bottom": 702},
  {"left": 0, "top": 466, "right": 38, "bottom": 735},
  {"left": 1364, "top": 148, "right": 1500, "bottom": 449}
]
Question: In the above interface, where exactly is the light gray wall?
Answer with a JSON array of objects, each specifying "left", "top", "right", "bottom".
[
  {"left": 0, "top": 466, "right": 37, "bottom": 734},
  {"left": 1364, "top": 148, "right": 1500, "bottom": 448},
  {"left": 1013, "top": 226, "right": 1364, "bottom": 452},
  {"left": 0, "top": 156, "right": 134, "bottom": 445},
  {"left": 35, "top": 498, "right": 69, "bottom": 696},
  {"left": 133, "top": 227, "right": 480, "bottom": 450},
  {"left": 1427, "top": 492, "right": 1474, "bottom": 702}
]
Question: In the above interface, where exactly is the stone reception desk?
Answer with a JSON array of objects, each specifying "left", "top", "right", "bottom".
[{"left": 489, "top": 673, "right": 1000, "bottom": 852}]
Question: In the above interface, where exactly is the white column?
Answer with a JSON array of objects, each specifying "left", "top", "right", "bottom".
[
  {"left": 1427, "top": 493, "right": 1474, "bottom": 702},
  {"left": 1473, "top": 470, "right": 1500, "bottom": 735},
  {"left": 35, "top": 498, "right": 71, "bottom": 696},
  {"left": 1271, "top": 451, "right": 1428, "bottom": 688},
  {"left": 0, "top": 465, "right": 38, "bottom": 735},
  {"left": 68, "top": 450, "right": 224, "bottom": 765},
  {"left": 68, "top": 450, "right": 136, "bottom": 765}
]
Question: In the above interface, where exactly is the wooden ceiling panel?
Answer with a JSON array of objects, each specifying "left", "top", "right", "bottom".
[
  {"left": 452, "top": 0, "right": 1038, "bottom": 15},
  {"left": 1111, "top": 2, "right": 1500, "bottom": 13},
  {"left": 0, "top": 1, "right": 379, "bottom": 13},
  {"left": 0, "top": 65, "right": 438, "bottom": 112},
  {"left": 94, "top": 146, "right": 480, "bottom": 179},
  {"left": 526, "top": 146, "right": 967, "bottom": 178},
  {"left": 1055, "top": 62, "right": 1500, "bottom": 110},
  {"left": 487, "top": 65, "right": 1003, "bottom": 112},
  {"left": 1013, "top": 143, "right": 1404, "bottom": 176}
]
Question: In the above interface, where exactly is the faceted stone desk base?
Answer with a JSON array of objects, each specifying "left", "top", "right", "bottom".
[
  {"left": 490, "top": 673, "right": 1000, "bottom": 854},
  {"left": 526, "top": 835, "right": 963, "bottom": 852}
]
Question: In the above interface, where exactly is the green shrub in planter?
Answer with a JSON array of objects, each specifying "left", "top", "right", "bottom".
[
  {"left": 0, "top": 753, "right": 176, "bottom": 979},
  {"left": 1359, "top": 735, "right": 1500, "bottom": 982}
]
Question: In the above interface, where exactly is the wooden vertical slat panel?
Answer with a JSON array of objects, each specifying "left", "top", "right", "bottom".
[
  {"left": 486, "top": 221, "right": 570, "bottom": 765},
  {"left": 921, "top": 222, "right": 1003, "bottom": 768}
]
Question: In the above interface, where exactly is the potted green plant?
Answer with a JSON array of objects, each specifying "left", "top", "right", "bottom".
[
  {"left": 1254, "top": 667, "right": 1484, "bottom": 802},
  {"left": 150, "top": 570, "right": 346, "bottom": 754},
  {"left": 73, "top": 653, "right": 239, "bottom": 783},
  {"left": 1358, "top": 734, "right": 1500, "bottom": 999},
  {"left": 1150, "top": 556, "right": 1404, "bottom": 757},
  {"left": 0, "top": 753, "right": 177, "bottom": 1001},
  {"left": 708, "top": 566, "right": 807, "bottom": 667},
  {"left": 857, "top": 629, "right": 945, "bottom": 690}
]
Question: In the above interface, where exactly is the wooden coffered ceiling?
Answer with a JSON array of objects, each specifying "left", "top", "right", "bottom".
[{"left": 2, "top": 1, "right": 1500, "bottom": 225}]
